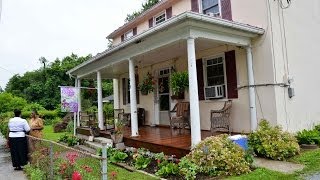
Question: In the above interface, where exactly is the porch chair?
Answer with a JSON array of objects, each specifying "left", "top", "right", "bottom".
[
  {"left": 169, "top": 102, "right": 190, "bottom": 131},
  {"left": 210, "top": 100, "right": 232, "bottom": 134},
  {"left": 113, "top": 109, "right": 131, "bottom": 126}
]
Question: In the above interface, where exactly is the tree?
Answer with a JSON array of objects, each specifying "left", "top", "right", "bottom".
[
  {"left": 125, "top": 0, "right": 160, "bottom": 22},
  {"left": 5, "top": 53, "right": 113, "bottom": 110},
  {"left": 0, "top": 86, "right": 3, "bottom": 93}
]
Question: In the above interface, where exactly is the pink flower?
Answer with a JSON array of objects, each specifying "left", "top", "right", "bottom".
[{"left": 72, "top": 171, "right": 82, "bottom": 180}]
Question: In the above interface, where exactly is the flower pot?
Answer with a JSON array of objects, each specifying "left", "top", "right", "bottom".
[
  {"left": 111, "top": 134, "right": 123, "bottom": 144},
  {"left": 141, "top": 90, "right": 148, "bottom": 95},
  {"left": 171, "top": 91, "right": 185, "bottom": 100},
  {"left": 300, "top": 144, "right": 318, "bottom": 150}
]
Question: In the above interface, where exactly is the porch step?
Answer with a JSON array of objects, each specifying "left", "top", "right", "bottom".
[
  {"left": 74, "top": 145, "right": 96, "bottom": 155},
  {"left": 84, "top": 141, "right": 112, "bottom": 150},
  {"left": 76, "top": 134, "right": 94, "bottom": 141},
  {"left": 94, "top": 137, "right": 113, "bottom": 144}
]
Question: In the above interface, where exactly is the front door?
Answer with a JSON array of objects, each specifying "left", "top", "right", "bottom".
[{"left": 158, "top": 69, "right": 171, "bottom": 125}]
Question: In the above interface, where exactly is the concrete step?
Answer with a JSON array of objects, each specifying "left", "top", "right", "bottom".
[
  {"left": 76, "top": 134, "right": 94, "bottom": 141},
  {"left": 94, "top": 137, "right": 113, "bottom": 144},
  {"left": 84, "top": 141, "right": 104, "bottom": 150},
  {"left": 74, "top": 145, "right": 96, "bottom": 155}
]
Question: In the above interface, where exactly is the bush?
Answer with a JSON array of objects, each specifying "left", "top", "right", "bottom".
[
  {"left": 58, "top": 134, "right": 79, "bottom": 146},
  {"left": 51, "top": 117, "right": 62, "bottom": 129},
  {"left": 66, "top": 120, "right": 74, "bottom": 133},
  {"left": 315, "top": 124, "right": 320, "bottom": 133},
  {"left": 296, "top": 129, "right": 320, "bottom": 145},
  {"left": 155, "top": 162, "right": 179, "bottom": 177},
  {"left": 248, "top": 119, "right": 300, "bottom": 160},
  {"left": 22, "top": 103, "right": 45, "bottom": 112},
  {"left": 187, "top": 134, "right": 250, "bottom": 176},
  {"left": 0, "top": 118, "right": 9, "bottom": 138},
  {"left": 21, "top": 110, "right": 58, "bottom": 125},
  {"left": 0, "top": 92, "right": 27, "bottom": 114},
  {"left": 178, "top": 157, "right": 199, "bottom": 180}
]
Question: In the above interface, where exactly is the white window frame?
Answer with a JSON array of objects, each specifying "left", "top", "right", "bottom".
[
  {"left": 154, "top": 11, "right": 166, "bottom": 25},
  {"left": 202, "top": 53, "right": 227, "bottom": 99},
  {"left": 200, "top": 0, "right": 222, "bottom": 17},
  {"left": 124, "top": 29, "right": 134, "bottom": 40}
]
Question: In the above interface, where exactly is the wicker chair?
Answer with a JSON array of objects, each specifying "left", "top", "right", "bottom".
[
  {"left": 169, "top": 102, "right": 190, "bottom": 131},
  {"left": 210, "top": 100, "right": 232, "bottom": 134}
]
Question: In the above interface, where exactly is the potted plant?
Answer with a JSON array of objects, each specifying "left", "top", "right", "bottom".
[
  {"left": 111, "top": 121, "right": 124, "bottom": 143},
  {"left": 169, "top": 71, "right": 189, "bottom": 99},
  {"left": 106, "top": 118, "right": 115, "bottom": 130},
  {"left": 296, "top": 129, "right": 320, "bottom": 149},
  {"left": 138, "top": 72, "right": 154, "bottom": 95}
]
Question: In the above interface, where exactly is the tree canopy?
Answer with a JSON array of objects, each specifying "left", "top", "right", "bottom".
[
  {"left": 125, "top": 0, "right": 160, "bottom": 22},
  {"left": 5, "top": 53, "right": 113, "bottom": 110}
]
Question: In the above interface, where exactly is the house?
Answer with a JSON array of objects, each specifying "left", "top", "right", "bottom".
[{"left": 67, "top": 0, "right": 320, "bottom": 149}]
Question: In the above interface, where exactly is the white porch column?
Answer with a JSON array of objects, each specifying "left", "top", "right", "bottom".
[
  {"left": 187, "top": 37, "right": 201, "bottom": 147},
  {"left": 113, "top": 78, "right": 120, "bottom": 109},
  {"left": 97, "top": 71, "right": 104, "bottom": 130},
  {"left": 246, "top": 46, "right": 257, "bottom": 131},
  {"left": 128, "top": 58, "right": 139, "bottom": 137},
  {"left": 77, "top": 79, "right": 81, "bottom": 127}
]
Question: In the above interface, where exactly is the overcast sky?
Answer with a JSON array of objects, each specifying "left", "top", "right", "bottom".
[{"left": 0, "top": 0, "right": 144, "bottom": 89}]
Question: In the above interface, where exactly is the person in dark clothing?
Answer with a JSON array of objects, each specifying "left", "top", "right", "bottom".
[{"left": 8, "top": 109, "right": 30, "bottom": 170}]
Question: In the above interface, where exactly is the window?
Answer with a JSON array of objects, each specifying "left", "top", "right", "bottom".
[
  {"left": 204, "top": 55, "right": 226, "bottom": 98},
  {"left": 154, "top": 12, "right": 166, "bottom": 25},
  {"left": 124, "top": 30, "right": 134, "bottom": 40},
  {"left": 202, "top": 0, "right": 220, "bottom": 16}
]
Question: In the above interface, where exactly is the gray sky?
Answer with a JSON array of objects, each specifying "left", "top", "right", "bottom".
[{"left": 0, "top": 0, "right": 144, "bottom": 88}]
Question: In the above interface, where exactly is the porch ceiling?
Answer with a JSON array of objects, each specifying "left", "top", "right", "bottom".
[{"left": 68, "top": 12, "right": 264, "bottom": 79}]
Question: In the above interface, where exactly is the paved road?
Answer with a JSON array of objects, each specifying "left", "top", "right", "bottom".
[{"left": 0, "top": 135, "right": 27, "bottom": 180}]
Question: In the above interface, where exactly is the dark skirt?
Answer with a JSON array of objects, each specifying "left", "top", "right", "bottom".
[{"left": 9, "top": 137, "right": 29, "bottom": 167}]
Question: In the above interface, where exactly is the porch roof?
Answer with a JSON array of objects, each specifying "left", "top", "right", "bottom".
[{"left": 67, "top": 11, "right": 264, "bottom": 79}]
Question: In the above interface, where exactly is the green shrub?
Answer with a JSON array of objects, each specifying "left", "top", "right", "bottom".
[
  {"left": 0, "top": 92, "right": 27, "bottom": 114},
  {"left": 103, "top": 103, "right": 114, "bottom": 118},
  {"left": 178, "top": 157, "right": 199, "bottom": 180},
  {"left": 187, "top": 134, "right": 250, "bottom": 176},
  {"left": 21, "top": 110, "right": 58, "bottom": 123},
  {"left": 51, "top": 117, "right": 62, "bottom": 129},
  {"left": 134, "top": 154, "right": 151, "bottom": 169},
  {"left": 169, "top": 71, "right": 189, "bottom": 95},
  {"left": 296, "top": 129, "right": 320, "bottom": 145},
  {"left": 0, "top": 118, "right": 9, "bottom": 138},
  {"left": 155, "top": 162, "right": 179, "bottom": 177},
  {"left": 66, "top": 120, "right": 74, "bottom": 133},
  {"left": 24, "top": 164, "right": 46, "bottom": 180},
  {"left": 58, "top": 134, "right": 79, "bottom": 146},
  {"left": 110, "top": 151, "right": 128, "bottom": 163},
  {"left": 22, "top": 103, "right": 45, "bottom": 112},
  {"left": 315, "top": 124, "right": 320, "bottom": 133},
  {"left": 248, "top": 119, "right": 300, "bottom": 160}
]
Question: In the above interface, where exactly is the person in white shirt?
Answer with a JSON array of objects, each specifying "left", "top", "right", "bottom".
[{"left": 8, "top": 109, "right": 30, "bottom": 170}]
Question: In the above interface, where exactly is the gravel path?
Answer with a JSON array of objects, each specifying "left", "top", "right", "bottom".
[{"left": 0, "top": 135, "right": 27, "bottom": 180}]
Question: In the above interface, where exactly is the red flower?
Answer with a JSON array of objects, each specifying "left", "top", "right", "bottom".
[
  {"left": 72, "top": 171, "right": 82, "bottom": 180},
  {"left": 111, "top": 171, "right": 117, "bottom": 177},
  {"left": 157, "top": 159, "right": 161, "bottom": 164}
]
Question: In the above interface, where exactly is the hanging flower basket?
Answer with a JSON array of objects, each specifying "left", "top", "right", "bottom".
[
  {"left": 171, "top": 91, "right": 185, "bottom": 100},
  {"left": 138, "top": 72, "right": 155, "bottom": 95},
  {"left": 170, "top": 71, "right": 188, "bottom": 100}
]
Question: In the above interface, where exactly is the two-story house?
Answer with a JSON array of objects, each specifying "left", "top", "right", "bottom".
[{"left": 67, "top": 0, "right": 320, "bottom": 150}]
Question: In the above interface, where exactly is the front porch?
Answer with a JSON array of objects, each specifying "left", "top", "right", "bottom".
[
  {"left": 68, "top": 12, "right": 264, "bottom": 148},
  {"left": 77, "top": 125, "right": 218, "bottom": 158}
]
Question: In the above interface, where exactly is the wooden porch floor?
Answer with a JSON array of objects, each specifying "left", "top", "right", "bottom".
[{"left": 77, "top": 126, "right": 219, "bottom": 158}]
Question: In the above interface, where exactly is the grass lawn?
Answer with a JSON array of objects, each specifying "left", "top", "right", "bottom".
[
  {"left": 229, "top": 149, "right": 320, "bottom": 180},
  {"left": 42, "top": 125, "right": 71, "bottom": 141},
  {"left": 42, "top": 125, "right": 157, "bottom": 179}
]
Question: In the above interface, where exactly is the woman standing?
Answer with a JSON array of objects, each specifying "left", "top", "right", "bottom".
[
  {"left": 8, "top": 109, "right": 30, "bottom": 170},
  {"left": 29, "top": 110, "right": 44, "bottom": 138}
]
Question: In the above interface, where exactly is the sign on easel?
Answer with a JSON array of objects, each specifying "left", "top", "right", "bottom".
[{"left": 60, "top": 86, "right": 79, "bottom": 112}]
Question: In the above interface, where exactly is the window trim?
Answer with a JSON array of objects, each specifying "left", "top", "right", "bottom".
[
  {"left": 153, "top": 11, "right": 167, "bottom": 26},
  {"left": 202, "top": 53, "right": 228, "bottom": 98},
  {"left": 200, "top": 0, "right": 222, "bottom": 17},
  {"left": 124, "top": 29, "right": 134, "bottom": 40}
]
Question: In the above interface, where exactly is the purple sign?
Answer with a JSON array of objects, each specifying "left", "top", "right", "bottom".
[{"left": 61, "top": 87, "right": 79, "bottom": 112}]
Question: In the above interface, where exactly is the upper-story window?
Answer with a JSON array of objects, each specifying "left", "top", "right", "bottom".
[
  {"left": 202, "top": 0, "right": 221, "bottom": 17},
  {"left": 124, "top": 30, "right": 134, "bottom": 40},
  {"left": 154, "top": 11, "right": 166, "bottom": 25}
]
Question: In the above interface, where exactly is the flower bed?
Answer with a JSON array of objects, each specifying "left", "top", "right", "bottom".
[{"left": 99, "top": 134, "right": 253, "bottom": 180}]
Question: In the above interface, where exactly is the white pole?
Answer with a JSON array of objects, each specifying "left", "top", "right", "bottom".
[
  {"left": 187, "top": 37, "right": 201, "bottom": 147},
  {"left": 97, "top": 71, "right": 104, "bottom": 130},
  {"left": 246, "top": 46, "right": 257, "bottom": 131},
  {"left": 74, "top": 79, "right": 77, "bottom": 136},
  {"left": 113, "top": 78, "right": 120, "bottom": 109},
  {"left": 77, "top": 79, "right": 81, "bottom": 127},
  {"left": 128, "top": 58, "right": 139, "bottom": 137}
]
